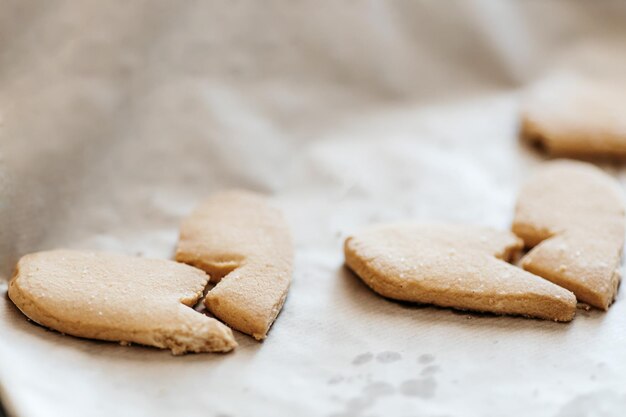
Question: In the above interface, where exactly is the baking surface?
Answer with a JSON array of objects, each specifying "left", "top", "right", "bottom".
[{"left": 2, "top": 1, "right": 626, "bottom": 416}]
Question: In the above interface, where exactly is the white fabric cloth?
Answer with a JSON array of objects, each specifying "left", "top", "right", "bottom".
[{"left": 2, "top": 1, "right": 626, "bottom": 416}]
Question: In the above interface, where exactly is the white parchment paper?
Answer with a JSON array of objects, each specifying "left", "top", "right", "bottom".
[{"left": 2, "top": 1, "right": 626, "bottom": 416}]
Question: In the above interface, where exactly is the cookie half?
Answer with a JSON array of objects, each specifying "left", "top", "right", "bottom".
[
  {"left": 513, "top": 160, "right": 625, "bottom": 309},
  {"left": 521, "top": 75, "right": 626, "bottom": 158},
  {"left": 344, "top": 223, "right": 576, "bottom": 322},
  {"left": 8, "top": 250, "right": 237, "bottom": 354},
  {"left": 176, "top": 190, "right": 293, "bottom": 340}
]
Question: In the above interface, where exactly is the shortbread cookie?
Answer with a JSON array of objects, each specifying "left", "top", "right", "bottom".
[
  {"left": 513, "top": 160, "right": 625, "bottom": 309},
  {"left": 176, "top": 190, "right": 293, "bottom": 340},
  {"left": 8, "top": 250, "right": 237, "bottom": 354},
  {"left": 521, "top": 75, "right": 626, "bottom": 158},
  {"left": 344, "top": 223, "right": 576, "bottom": 322}
]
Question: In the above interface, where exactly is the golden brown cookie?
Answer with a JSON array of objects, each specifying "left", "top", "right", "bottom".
[
  {"left": 8, "top": 250, "right": 237, "bottom": 354},
  {"left": 344, "top": 223, "right": 576, "bottom": 322},
  {"left": 521, "top": 75, "right": 626, "bottom": 158},
  {"left": 513, "top": 160, "right": 625, "bottom": 310},
  {"left": 176, "top": 190, "right": 293, "bottom": 340}
]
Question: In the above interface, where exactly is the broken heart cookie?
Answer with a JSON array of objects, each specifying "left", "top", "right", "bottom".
[
  {"left": 344, "top": 223, "right": 576, "bottom": 321},
  {"left": 521, "top": 75, "right": 626, "bottom": 158},
  {"left": 176, "top": 190, "right": 293, "bottom": 340},
  {"left": 513, "top": 160, "right": 625, "bottom": 310},
  {"left": 8, "top": 250, "right": 237, "bottom": 354}
]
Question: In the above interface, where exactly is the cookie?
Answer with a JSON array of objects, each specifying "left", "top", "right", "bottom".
[
  {"left": 521, "top": 74, "right": 626, "bottom": 158},
  {"left": 344, "top": 223, "right": 576, "bottom": 322},
  {"left": 8, "top": 250, "right": 237, "bottom": 355},
  {"left": 512, "top": 160, "right": 625, "bottom": 309},
  {"left": 176, "top": 190, "right": 293, "bottom": 340}
]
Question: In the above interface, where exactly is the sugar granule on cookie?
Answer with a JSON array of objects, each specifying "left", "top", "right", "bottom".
[
  {"left": 344, "top": 223, "right": 577, "bottom": 322},
  {"left": 176, "top": 190, "right": 293, "bottom": 340},
  {"left": 8, "top": 250, "right": 237, "bottom": 354},
  {"left": 512, "top": 160, "right": 625, "bottom": 310}
]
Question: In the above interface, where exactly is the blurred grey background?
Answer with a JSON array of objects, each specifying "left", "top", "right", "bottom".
[{"left": 3, "top": 1, "right": 626, "bottom": 276}]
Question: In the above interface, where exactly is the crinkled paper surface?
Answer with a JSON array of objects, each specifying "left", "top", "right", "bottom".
[{"left": 2, "top": 1, "right": 626, "bottom": 416}]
